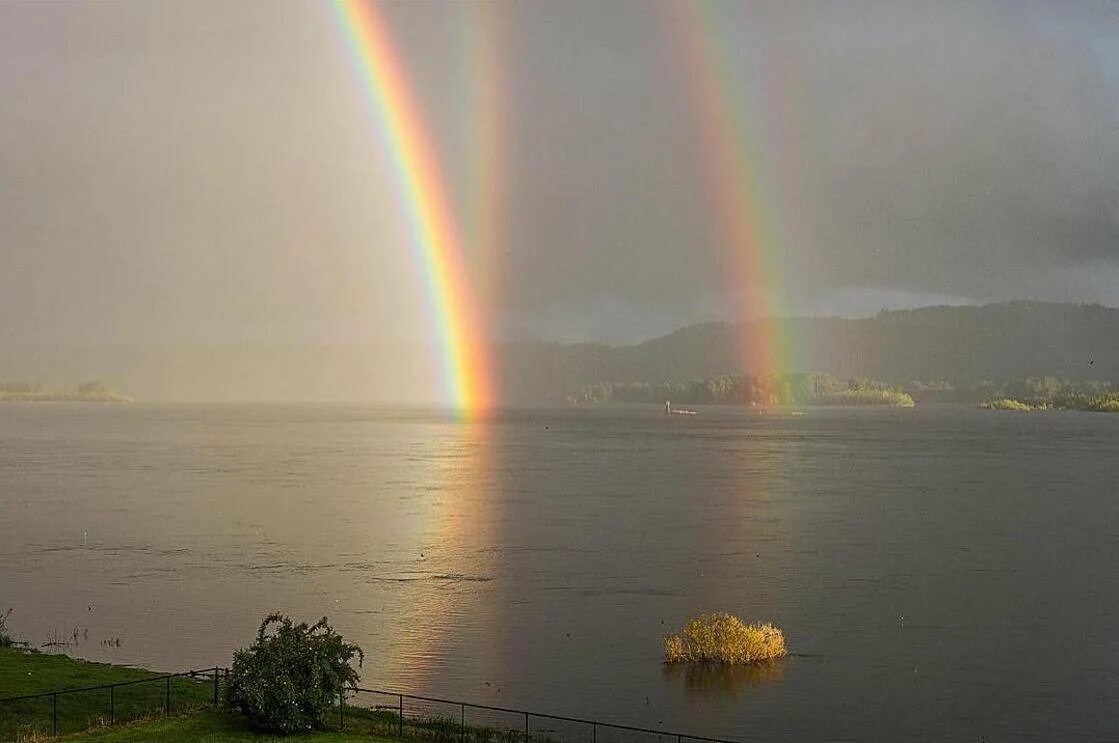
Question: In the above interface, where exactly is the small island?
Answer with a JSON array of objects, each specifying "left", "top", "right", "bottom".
[
  {"left": 0, "top": 380, "right": 131, "bottom": 403},
  {"left": 978, "top": 377, "right": 1119, "bottom": 413}
]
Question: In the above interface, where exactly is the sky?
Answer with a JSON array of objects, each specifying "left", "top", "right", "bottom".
[{"left": 2, "top": 0, "right": 1118, "bottom": 355}]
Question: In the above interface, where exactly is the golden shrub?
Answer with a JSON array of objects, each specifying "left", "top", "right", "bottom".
[{"left": 663, "top": 612, "right": 786, "bottom": 664}]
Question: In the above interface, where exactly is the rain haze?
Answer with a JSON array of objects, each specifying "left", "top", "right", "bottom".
[{"left": 2, "top": 0, "right": 1118, "bottom": 396}]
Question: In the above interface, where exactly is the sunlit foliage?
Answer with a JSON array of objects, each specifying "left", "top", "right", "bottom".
[
  {"left": 980, "top": 377, "right": 1119, "bottom": 412},
  {"left": 663, "top": 613, "right": 787, "bottom": 664},
  {"left": 980, "top": 399, "right": 1034, "bottom": 411}
]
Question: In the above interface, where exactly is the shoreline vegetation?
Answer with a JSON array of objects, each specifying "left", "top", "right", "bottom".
[
  {"left": 977, "top": 377, "right": 1119, "bottom": 412},
  {"left": 0, "top": 381, "right": 130, "bottom": 403},
  {"left": 0, "top": 622, "right": 378, "bottom": 742},
  {"left": 0, "top": 380, "right": 128, "bottom": 402},
  {"left": 572, "top": 373, "right": 916, "bottom": 408},
  {"left": 4, "top": 611, "right": 764, "bottom": 743},
  {"left": 572, "top": 373, "right": 1119, "bottom": 412}
]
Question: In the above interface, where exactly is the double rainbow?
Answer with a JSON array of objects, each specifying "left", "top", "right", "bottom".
[
  {"left": 333, "top": 0, "right": 494, "bottom": 412},
  {"left": 336, "top": 0, "right": 797, "bottom": 406}
]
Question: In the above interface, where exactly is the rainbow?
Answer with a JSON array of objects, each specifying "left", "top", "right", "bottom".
[
  {"left": 333, "top": 0, "right": 494, "bottom": 412},
  {"left": 465, "top": 1, "right": 505, "bottom": 305},
  {"left": 667, "top": 1, "right": 794, "bottom": 376}
]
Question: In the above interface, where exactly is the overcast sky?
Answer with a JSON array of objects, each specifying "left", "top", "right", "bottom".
[{"left": 2, "top": 0, "right": 1118, "bottom": 349}]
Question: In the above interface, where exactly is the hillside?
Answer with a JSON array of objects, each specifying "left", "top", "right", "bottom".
[
  {"left": 2, "top": 302, "right": 1114, "bottom": 403},
  {"left": 497, "top": 302, "right": 1119, "bottom": 402}
]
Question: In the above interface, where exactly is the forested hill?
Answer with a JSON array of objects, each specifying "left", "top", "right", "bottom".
[{"left": 497, "top": 302, "right": 1119, "bottom": 402}]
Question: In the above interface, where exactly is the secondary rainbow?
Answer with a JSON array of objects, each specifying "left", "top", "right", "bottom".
[
  {"left": 667, "top": 1, "right": 794, "bottom": 376},
  {"left": 333, "top": 0, "right": 493, "bottom": 412}
]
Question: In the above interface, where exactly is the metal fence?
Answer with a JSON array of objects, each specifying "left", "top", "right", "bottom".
[
  {"left": 3, "top": 671, "right": 737, "bottom": 743},
  {"left": 0, "top": 667, "right": 224, "bottom": 740},
  {"left": 340, "top": 688, "right": 737, "bottom": 743}
]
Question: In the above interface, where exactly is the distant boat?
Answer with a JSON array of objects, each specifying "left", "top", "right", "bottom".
[{"left": 665, "top": 400, "right": 697, "bottom": 416}]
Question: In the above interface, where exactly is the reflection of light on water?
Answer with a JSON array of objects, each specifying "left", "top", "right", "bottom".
[
  {"left": 663, "top": 660, "right": 785, "bottom": 700},
  {"left": 379, "top": 413, "right": 504, "bottom": 693}
]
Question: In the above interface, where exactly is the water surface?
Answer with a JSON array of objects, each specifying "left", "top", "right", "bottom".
[{"left": 2, "top": 404, "right": 1117, "bottom": 741}]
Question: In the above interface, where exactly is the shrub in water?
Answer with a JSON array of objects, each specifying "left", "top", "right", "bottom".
[
  {"left": 226, "top": 614, "right": 363, "bottom": 734},
  {"left": 664, "top": 612, "right": 786, "bottom": 664}
]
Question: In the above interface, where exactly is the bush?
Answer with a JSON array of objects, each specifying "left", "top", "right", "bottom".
[
  {"left": 0, "top": 608, "right": 12, "bottom": 647},
  {"left": 226, "top": 614, "right": 363, "bottom": 734},
  {"left": 664, "top": 613, "right": 786, "bottom": 664}
]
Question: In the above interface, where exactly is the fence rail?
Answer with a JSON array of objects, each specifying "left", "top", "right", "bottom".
[
  {"left": 2, "top": 670, "right": 738, "bottom": 743},
  {"left": 0, "top": 667, "right": 224, "bottom": 740},
  {"left": 342, "top": 687, "right": 738, "bottom": 743}
]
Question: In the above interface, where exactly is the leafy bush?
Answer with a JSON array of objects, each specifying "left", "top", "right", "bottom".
[
  {"left": 664, "top": 613, "right": 786, "bottom": 664},
  {"left": 0, "top": 608, "right": 12, "bottom": 647},
  {"left": 226, "top": 614, "right": 363, "bottom": 734}
]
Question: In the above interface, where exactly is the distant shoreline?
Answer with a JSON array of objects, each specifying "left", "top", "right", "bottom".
[
  {"left": 0, "top": 392, "right": 131, "bottom": 403},
  {"left": 980, "top": 397, "right": 1119, "bottom": 413}
]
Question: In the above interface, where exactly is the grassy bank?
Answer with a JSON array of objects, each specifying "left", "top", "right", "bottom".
[
  {"left": 0, "top": 647, "right": 213, "bottom": 740},
  {"left": 55, "top": 709, "right": 387, "bottom": 742},
  {"left": 0, "top": 648, "right": 163, "bottom": 697},
  {"left": 3, "top": 648, "right": 456, "bottom": 743}
]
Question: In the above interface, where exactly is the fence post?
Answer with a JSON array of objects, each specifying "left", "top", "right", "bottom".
[
  {"left": 398, "top": 694, "right": 404, "bottom": 737},
  {"left": 592, "top": 722, "right": 597, "bottom": 743},
  {"left": 460, "top": 702, "right": 465, "bottom": 743},
  {"left": 110, "top": 684, "right": 115, "bottom": 725},
  {"left": 213, "top": 667, "right": 219, "bottom": 706},
  {"left": 339, "top": 690, "right": 345, "bottom": 731},
  {"left": 524, "top": 711, "right": 529, "bottom": 743},
  {"left": 165, "top": 676, "right": 171, "bottom": 715},
  {"left": 52, "top": 692, "right": 58, "bottom": 735}
]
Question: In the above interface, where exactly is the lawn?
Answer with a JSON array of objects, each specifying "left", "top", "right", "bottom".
[
  {"left": 0, "top": 647, "right": 520, "bottom": 743},
  {"left": 0, "top": 648, "right": 215, "bottom": 740},
  {"left": 57, "top": 708, "right": 390, "bottom": 742},
  {"left": 0, "top": 647, "right": 171, "bottom": 697}
]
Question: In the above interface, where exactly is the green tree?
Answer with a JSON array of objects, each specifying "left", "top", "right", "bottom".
[{"left": 226, "top": 614, "right": 363, "bottom": 734}]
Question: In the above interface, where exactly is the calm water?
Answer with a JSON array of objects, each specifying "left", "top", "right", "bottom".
[{"left": 2, "top": 404, "right": 1118, "bottom": 741}]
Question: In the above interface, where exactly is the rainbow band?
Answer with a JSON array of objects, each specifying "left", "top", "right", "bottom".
[
  {"left": 334, "top": 0, "right": 492, "bottom": 412},
  {"left": 669, "top": 1, "right": 790, "bottom": 376}
]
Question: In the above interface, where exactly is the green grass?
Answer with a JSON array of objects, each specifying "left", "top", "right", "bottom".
[
  {"left": 56, "top": 708, "right": 389, "bottom": 742},
  {"left": 0, "top": 648, "right": 530, "bottom": 743},
  {"left": 0, "top": 648, "right": 168, "bottom": 697},
  {"left": 0, "top": 648, "right": 214, "bottom": 740}
]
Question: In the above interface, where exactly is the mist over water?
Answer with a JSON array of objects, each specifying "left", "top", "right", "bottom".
[{"left": 3, "top": 404, "right": 1118, "bottom": 741}]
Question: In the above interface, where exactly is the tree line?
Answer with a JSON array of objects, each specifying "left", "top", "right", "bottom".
[{"left": 572, "top": 373, "right": 914, "bottom": 407}]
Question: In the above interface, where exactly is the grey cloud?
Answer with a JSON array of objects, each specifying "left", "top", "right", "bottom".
[{"left": 1, "top": 0, "right": 1117, "bottom": 362}]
